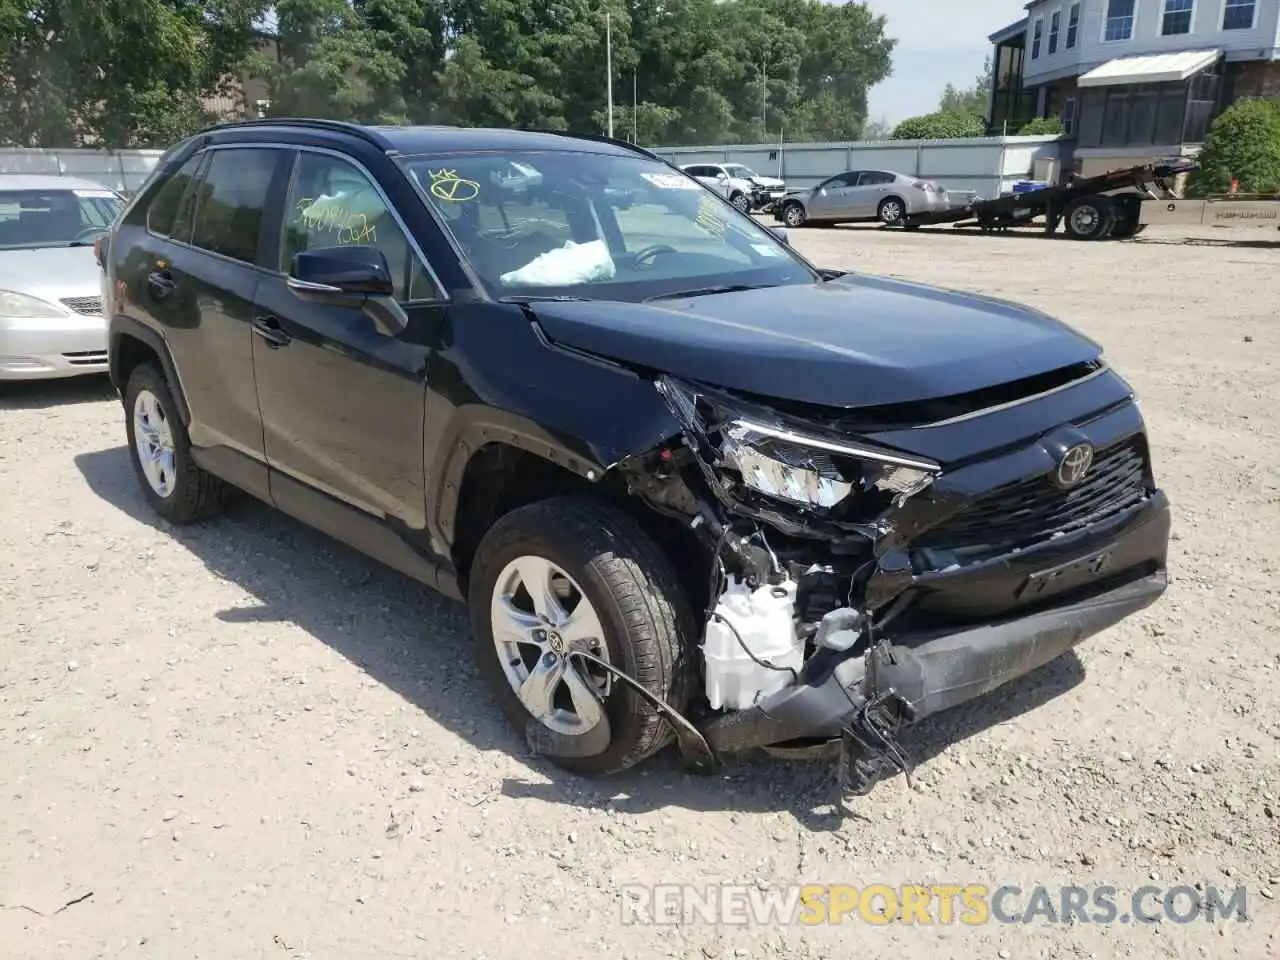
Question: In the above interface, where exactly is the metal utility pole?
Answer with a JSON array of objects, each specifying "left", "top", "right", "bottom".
[
  {"left": 632, "top": 72, "right": 638, "bottom": 143},
  {"left": 761, "top": 54, "right": 768, "bottom": 137},
  {"left": 606, "top": 12, "right": 614, "bottom": 138}
]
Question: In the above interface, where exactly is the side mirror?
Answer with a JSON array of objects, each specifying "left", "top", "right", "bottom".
[
  {"left": 717, "top": 172, "right": 729, "bottom": 181},
  {"left": 768, "top": 226, "right": 790, "bottom": 246},
  {"left": 287, "top": 245, "right": 408, "bottom": 338}
]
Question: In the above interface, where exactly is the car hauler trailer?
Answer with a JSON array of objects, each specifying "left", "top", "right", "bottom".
[{"left": 893, "top": 158, "right": 1203, "bottom": 241}]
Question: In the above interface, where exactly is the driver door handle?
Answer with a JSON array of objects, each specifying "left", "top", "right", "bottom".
[{"left": 251, "top": 315, "right": 291, "bottom": 348}]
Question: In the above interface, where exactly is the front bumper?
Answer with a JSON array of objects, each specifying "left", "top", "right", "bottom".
[
  {"left": 752, "top": 187, "right": 787, "bottom": 209},
  {"left": 0, "top": 313, "right": 108, "bottom": 380},
  {"left": 702, "top": 489, "right": 1171, "bottom": 754}
]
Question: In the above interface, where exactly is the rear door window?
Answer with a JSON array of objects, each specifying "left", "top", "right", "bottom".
[
  {"left": 189, "top": 148, "right": 280, "bottom": 265},
  {"left": 859, "top": 171, "right": 896, "bottom": 186}
]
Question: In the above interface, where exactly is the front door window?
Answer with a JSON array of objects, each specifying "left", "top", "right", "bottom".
[{"left": 281, "top": 152, "right": 439, "bottom": 302}]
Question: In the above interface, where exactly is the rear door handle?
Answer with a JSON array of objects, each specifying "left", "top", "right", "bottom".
[
  {"left": 146, "top": 270, "right": 176, "bottom": 300},
  {"left": 251, "top": 315, "right": 291, "bottom": 348}
]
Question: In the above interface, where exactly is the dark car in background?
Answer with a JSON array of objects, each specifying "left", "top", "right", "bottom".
[{"left": 100, "top": 119, "right": 1170, "bottom": 792}]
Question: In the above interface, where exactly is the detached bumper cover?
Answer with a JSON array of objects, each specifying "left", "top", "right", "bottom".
[{"left": 702, "top": 491, "right": 1171, "bottom": 754}]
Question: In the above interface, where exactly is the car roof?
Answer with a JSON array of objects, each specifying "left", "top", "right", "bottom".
[
  {"left": 0, "top": 174, "right": 117, "bottom": 192},
  {"left": 375, "top": 125, "right": 643, "bottom": 158},
  {"left": 203, "top": 118, "right": 654, "bottom": 160}
]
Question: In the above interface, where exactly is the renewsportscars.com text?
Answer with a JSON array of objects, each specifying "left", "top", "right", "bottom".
[{"left": 619, "top": 883, "right": 1251, "bottom": 927}]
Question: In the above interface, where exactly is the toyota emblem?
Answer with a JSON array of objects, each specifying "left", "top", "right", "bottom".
[{"left": 1055, "top": 443, "right": 1095, "bottom": 488}]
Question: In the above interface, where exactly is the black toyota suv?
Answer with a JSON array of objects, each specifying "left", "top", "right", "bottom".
[{"left": 102, "top": 119, "right": 1170, "bottom": 792}]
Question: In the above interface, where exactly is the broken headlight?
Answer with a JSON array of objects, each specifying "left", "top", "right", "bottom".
[
  {"left": 656, "top": 376, "right": 940, "bottom": 512},
  {"left": 721, "top": 419, "right": 938, "bottom": 510}
]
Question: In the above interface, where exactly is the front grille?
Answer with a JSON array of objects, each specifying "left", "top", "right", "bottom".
[
  {"left": 915, "top": 437, "right": 1149, "bottom": 558},
  {"left": 60, "top": 296, "right": 102, "bottom": 316}
]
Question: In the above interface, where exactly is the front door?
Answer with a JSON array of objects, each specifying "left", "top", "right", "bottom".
[
  {"left": 807, "top": 172, "right": 862, "bottom": 221},
  {"left": 251, "top": 149, "right": 446, "bottom": 533}
]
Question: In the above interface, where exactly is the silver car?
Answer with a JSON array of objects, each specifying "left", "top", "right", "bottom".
[
  {"left": 0, "top": 175, "right": 125, "bottom": 381},
  {"left": 773, "top": 169, "right": 954, "bottom": 228}
]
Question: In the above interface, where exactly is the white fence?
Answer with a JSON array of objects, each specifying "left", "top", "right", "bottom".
[
  {"left": 0, "top": 136, "right": 1070, "bottom": 202},
  {"left": 654, "top": 136, "right": 1068, "bottom": 200},
  {"left": 0, "top": 147, "right": 164, "bottom": 192}
]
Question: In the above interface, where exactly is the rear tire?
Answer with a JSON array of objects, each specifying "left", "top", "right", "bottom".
[
  {"left": 1108, "top": 195, "right": 1144, "bottom": 239},
  {"left": 123, "top": 362, "right": 227, "bottom": 524},
  {"left": 468, "top": 497, "right": 697, "bottom": 776},
  {"left": 877, "top": 195, "right": 906, "bottom": 225},
  {"left": 1063, "top": 195, "right": 1116, "bottom": 240}
]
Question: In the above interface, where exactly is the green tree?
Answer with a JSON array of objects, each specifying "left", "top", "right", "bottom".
[
  {"left": 0, "top": 0, "right": 266, "bottom": 148},
  {"left": 1017, "top": 115, "right": 1064, "bottom": 135},
  {"left": 1186, "top": 98, "right": 1280, "bottom": 197},
  {"left": 890, "top": 110, "right": 985, "bottom": 141},
  {"left": 938, "top": 57, "right": 992, "bottom": 120}
]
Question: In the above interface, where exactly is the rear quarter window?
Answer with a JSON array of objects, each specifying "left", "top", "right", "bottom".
[{"left": 146, "top": 155, "right": 204, "bottom": 239}]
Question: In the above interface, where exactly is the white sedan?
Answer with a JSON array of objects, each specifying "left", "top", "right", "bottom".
[{"left": 0, "top": 175, "right": 126, "bottom": 381}]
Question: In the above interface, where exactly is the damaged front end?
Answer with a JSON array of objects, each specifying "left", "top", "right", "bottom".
[{"left": 612, "top": 373, "right": 1170, "bottom": 799}]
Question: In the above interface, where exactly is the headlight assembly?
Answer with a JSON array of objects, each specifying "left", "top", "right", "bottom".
[
  {"left": 656, "top": 376, "right": 940, "bottom": 513},
  {"left": 0, "top": 290, "right": 68, "bottom": 318},
  {"left": 722, "top": 418, "right": 938, "bottom": 510}
]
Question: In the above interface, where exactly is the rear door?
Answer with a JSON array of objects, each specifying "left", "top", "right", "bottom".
[
  {"left": 117, "top": 145, "right": 290, "bottom": 499},
  {"left": 853, "top": 171, "right": 898, "bottom": 216}
]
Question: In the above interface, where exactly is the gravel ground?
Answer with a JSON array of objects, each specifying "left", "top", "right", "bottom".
[{"left": 2, "top": 222, "right": 1278, "bottom": 960}]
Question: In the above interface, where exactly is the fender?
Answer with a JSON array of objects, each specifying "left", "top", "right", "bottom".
[
  {"left": 423, "top": 302, "right": 687, "bottom": 558},
  {"left": 108, "top": 314, "right": 192, "bottom": 426},
  {"left": 425, "top": 399, "right": 683, "bottom": 554}
]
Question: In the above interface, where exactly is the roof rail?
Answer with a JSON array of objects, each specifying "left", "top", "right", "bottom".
[
  {"left": 196, "top": 117, "right": 392, "bottom": 150},
  {"left": 521, "top": 128, "right": 665, "bottom": 162}
]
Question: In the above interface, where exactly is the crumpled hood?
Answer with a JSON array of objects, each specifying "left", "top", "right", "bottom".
[
  {"left": 752, "top": 176, "right": 786, "bottom": 188},
  {"left": 530, "top": 274, "right": 1102, "bottom": 408}
]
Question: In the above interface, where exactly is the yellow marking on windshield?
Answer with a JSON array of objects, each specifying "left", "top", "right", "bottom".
[{"left": 428, "top": 168, "right": 480, "bottom": 202}]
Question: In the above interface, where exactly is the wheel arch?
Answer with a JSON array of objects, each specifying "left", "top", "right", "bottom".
[
  {"left": 428, "top": 404, "right": 688, "bottom": 594},
  {"left": 108, "top": 315, "right": 191, "bottom": 425}
]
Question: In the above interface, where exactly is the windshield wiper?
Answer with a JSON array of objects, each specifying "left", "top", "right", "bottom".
[
  {"left": 499, "top": 294, "right": 593, "bottom": 304},
  {"left": 643, "top": 283, "right": 771, "bottom": 302}
]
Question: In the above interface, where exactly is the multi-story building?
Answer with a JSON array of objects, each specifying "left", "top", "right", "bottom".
[{"left": 987, "top": 0, "right": 1280, "bottom": 174}]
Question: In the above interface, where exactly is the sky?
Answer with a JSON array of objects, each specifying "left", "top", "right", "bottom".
[{"left": 860, "top": 0, "right": 1022, "bottom": 126}]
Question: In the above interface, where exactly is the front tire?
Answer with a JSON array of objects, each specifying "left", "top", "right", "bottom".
[
  {"left": 782, "top": 201, "right": 806, "bottom": 227},
  {"left": 729, "top": 192, "right": 751, "bottom": 214},
  {"left": 468, "top": 497, "right": 697, "bottom": 776},
  {"left": 123, "top": 362, "right": 226, "bottom": 524}
]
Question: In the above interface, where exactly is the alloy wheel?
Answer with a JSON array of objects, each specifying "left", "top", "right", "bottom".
[
  {"left": 490, "top": 555, "right": 612, "bottom": 737},
  {"left": 132, "top": 388, "right": 176, "bottom": 498}
]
